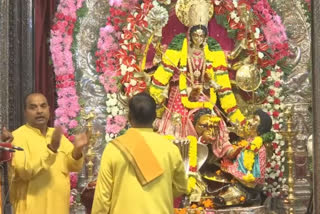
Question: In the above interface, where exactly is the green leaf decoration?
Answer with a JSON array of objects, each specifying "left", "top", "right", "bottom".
[{"left": 168, "top": 33, "right": 186, "bottom": 51}]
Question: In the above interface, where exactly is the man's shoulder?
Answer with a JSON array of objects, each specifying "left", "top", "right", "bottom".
[
  {"left": 146, "top": 133, "right": 180, "bottom": 151},
  {"left": 12, "top": 125, "right": 29, "bottom": 135}
]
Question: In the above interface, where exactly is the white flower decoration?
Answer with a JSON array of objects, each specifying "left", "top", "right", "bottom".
[
  {"left": 214, "top": 0, "right": 222, "bottom": 5},
  {"left": 232, "top": 0, "right": 238, "bottom": 8}
]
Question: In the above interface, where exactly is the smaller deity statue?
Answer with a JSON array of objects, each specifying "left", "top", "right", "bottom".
[{"left": 185, "top": 108, "right": 274, "bottom": 208}]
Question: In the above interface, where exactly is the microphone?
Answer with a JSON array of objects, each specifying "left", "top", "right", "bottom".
[
  {"left": 0, "top": 146, "right": 15, "bottom": 152},
  {"left": 0, "top": 143, "right": 24, "bottom": 152}
]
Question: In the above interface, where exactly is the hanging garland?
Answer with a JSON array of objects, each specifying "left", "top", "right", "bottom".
[
  {"left": 95, "top": 0, "right": 140, "bottom": 142},
  {"left": 50, "top": 0, "right": 86, "bottom": 208},
  {"left": 210, "top": 0, "right": 289, "bottom": 197},
  {"left": 50, "top": 0, "right": 85, "bottom": 140}
]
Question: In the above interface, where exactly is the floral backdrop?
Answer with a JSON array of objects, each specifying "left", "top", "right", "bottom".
[{"left": 49, "top": 0, "right": 301, "bottom": 205}]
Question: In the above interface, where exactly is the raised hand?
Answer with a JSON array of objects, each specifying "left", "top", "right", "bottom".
[
  {"left": 1, "top": 127, "right": 13, "bottom": 142},
  {"left": 72, "top": 132, "right": 89, "bottom": 160},
  {"left": 49, "top": 126, "right": 63, "bottom": 152},
  {"left": 73, "top": 132, "right": 88, "bottom": 150}
]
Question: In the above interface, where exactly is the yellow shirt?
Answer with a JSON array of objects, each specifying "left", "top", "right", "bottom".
[
  {"left": 10, "top": 124, "right": 84, "bottom": 214},
  {"left": 92, "top": 128, "right": 188, "bottom": 214}
]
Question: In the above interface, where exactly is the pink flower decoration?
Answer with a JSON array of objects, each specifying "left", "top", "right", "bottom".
[
  {"left": 70, "top": 172, "right": 78, "bottom": 188},
  {"left": 69, "top": 120, "right": 78, "bottom": 129},
  {"left": 109, "top": 0, "right": 123, "bottom": 7},
  {"left": 51, "top": 0, "right": 85, "bottom": 135}
]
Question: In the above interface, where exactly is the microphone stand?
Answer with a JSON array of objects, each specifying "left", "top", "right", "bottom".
[{"left": 0, "top": 142, "right": 16, "bottom": 214}]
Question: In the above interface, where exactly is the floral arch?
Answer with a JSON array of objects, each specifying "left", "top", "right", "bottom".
[{"left": 50, "top": 0, "right": 291, "bottom": 208}]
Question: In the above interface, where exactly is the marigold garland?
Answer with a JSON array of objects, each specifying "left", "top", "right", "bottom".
[
  {"left": 151, "top": 36, "right": 245, "bottom": 123},
  {"left": 179, "top": 73, "right": 216, "bottom": 109},
  {"left": 187, "top": 135, "right": 198, "bottom": 193},
  {"left": 243, "top": 150, "right": 255, "bottom": 171},
  {"left": 240, "top": 136, "right": 263, "bottom": 182}
]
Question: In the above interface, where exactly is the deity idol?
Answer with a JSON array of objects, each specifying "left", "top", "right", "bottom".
[
  {"left": 149, "top": 0, "right": 246, "bottom": 140},
  {"left": 192, "top": 108, "right": 273, "bottom": 207}
]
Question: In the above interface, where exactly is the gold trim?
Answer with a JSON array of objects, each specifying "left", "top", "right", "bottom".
[{"left": 175, "top": 0, "right": 214, "bottom": 27}]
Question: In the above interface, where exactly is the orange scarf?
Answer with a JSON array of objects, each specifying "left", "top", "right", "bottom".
[{"left": 112, "top": 128, "right": 164, "bottom": 186}]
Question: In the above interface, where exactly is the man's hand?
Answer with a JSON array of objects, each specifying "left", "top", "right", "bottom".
[
  {"left": 49, "top": 126, "right": 63, "bottom": 152},
  {"left": 72, "top": 132, "right": 88, "bottom": 160},
  {"left": 1, "top": 127, "right": 13, "bottom": 142}
]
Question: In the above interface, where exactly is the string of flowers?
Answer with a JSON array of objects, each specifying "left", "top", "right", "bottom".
[
  {"left": 117, "top": 0, "right": 154, "bottom": 96},
  {"left": 237, "top": 136, "right": 263, "bottom": 183},
  {"left": 50, "top": 0, "right": 85, "bottom": 140},
  {"left": 213, "top": 0, "right": 289, "bottom": 196},
  {"left": 50, "top": 0, "right": 86, "bottom": 208},
  {"left": 247, "top": 0, "right": 289, "bottom": 64},
  {"left": 95, "top": 0, "right": 169, "bottom": 142},
  {"left": 187, "top": 135, "right": 198, "bottom": 193},
  {"left": 69, "top": 172, "right": 78, "bottom": 205},
  {"left": 262, "top": 65, "right": 286, "bottom": 197},
  {"left": 95, "top": 1, "right": 139, "bottom": 141}
]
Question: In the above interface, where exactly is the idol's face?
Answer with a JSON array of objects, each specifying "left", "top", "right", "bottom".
[
  {"left": 191, "top": 28, "right": 206, "bottom": 48},
  {"left": 195, "top": 114, "right": 219, "bottom": 144}
]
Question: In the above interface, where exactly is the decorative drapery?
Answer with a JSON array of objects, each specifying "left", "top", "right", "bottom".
[{"left": 35, "top": 0, "right": 57, "bottom": 126}]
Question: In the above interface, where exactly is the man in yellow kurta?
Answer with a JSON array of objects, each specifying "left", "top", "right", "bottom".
[
  {"left": 92, "top": 93, "right": 188, "bottom": 214},
  {"left": 9, "top": 93, "right": 88, "bottom": 214}
]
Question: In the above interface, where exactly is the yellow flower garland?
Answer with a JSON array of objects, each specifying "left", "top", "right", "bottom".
[
  {"left": 187, "top": 136, "right": 197, "bottom": 168},
  {"left": 150, "top": 36, "right": 245, "bottom": 123},
  {"left": 165, "top": 135, "right": 176, "bottom": 141},
  {"left": 187, "top": 135, "right": 197, "bottom": 193},
  {"left": 241, "top": 136, "right": 263, "bottom": 182},
  {"left": 179, "top": 73, "right": 217, "bottom": 109},
  {"left": 250, "top": 136, "right": 263, "bottom": 151},
  {"left": 243, "top": 150, "right": 255, "bottom": 171}
]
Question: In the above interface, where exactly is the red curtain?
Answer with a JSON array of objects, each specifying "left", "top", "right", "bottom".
[{"left": 35, "top": 0, "right": 57, "bottom": 126}]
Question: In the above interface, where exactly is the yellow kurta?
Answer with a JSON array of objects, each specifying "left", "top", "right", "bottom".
[
  {"left": 9, "top": 124, "right": 84, "bottom": 214},
  {"left": 92, "top": 128, "right": 188, "bottom": 214}
]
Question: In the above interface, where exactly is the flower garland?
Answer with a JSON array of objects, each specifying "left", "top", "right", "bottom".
[
  {"left": 117, "top": 0, "right": 154, "bottom": 96},
  {"left": 96, "top": 0, "right": 169, "bottom": 141},
  {"left": 151, "top": 34, "right": 246, "bottom": 124},
  {"left": 187, "top": 135, "right": 197, "bottom": 194},
  {"left": 238, "top": 136, "right": 263, "bottom": 182},
  {"left": 50, "top": 0, "right": 85, "bottom": 140},
  {"left": 51, "top": 1, "right": 86, "bottom": 207},
  {"left": 95, "top": 1, "right": 139, "bottom": 141},
  {"left": 179, "top": 73, "right": 216, "bottom": 109},
  {"left": 105, "top": 94, "right": 128, "bottom": 141},
  {"left": 212, "top": 0, "right": 289, "bottom": 196},
  {"left": 262, "top": 65, "right": 286, "bottom": 197},
  {"left": 214, "top": 0, "right": 289, "bottom": 66}
]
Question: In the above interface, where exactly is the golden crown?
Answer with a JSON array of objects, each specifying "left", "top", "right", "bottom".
[{"left": 175, "top": 0, "right": 214, "bottom": 27}]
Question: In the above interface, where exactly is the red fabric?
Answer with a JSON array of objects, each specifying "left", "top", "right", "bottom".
[{"left": 35, "top": 0, "right": 57, "bottom": 126}]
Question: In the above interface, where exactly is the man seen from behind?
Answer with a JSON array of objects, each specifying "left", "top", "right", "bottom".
[{"left": 92, "top": 92, "right": 188, "bottom": 214}]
